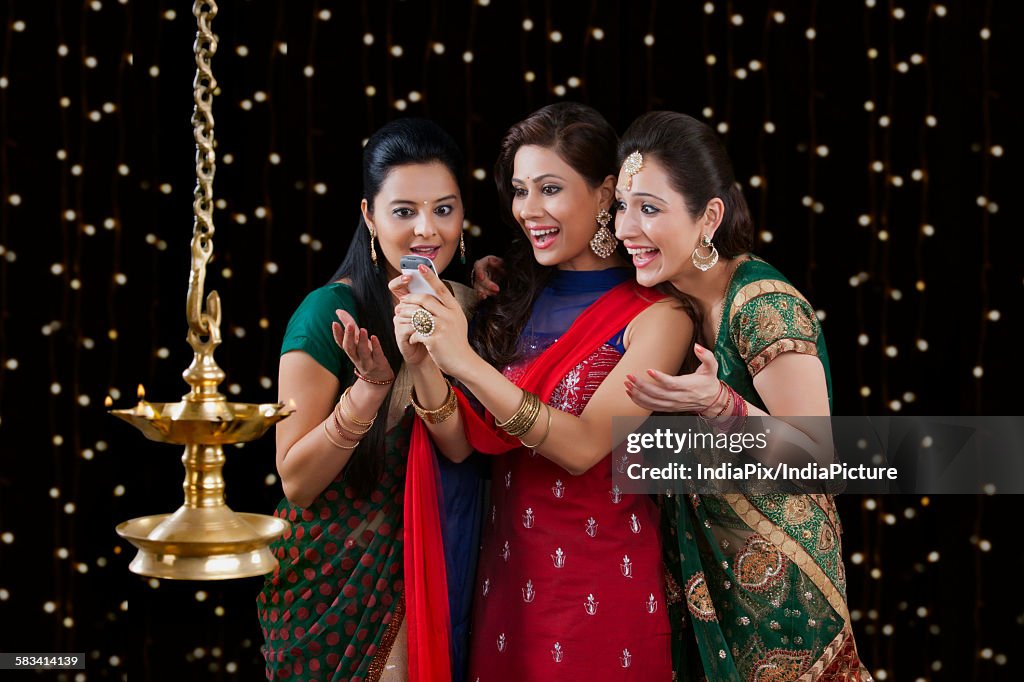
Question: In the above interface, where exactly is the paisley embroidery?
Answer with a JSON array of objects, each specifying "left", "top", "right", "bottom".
[
  {"left": 817, "top": 523, "right": 836, "bottom": 554},
  {"left": 783, "top": 496, "right": 813, "bottom": 526},
  {"left": 793, "top": 302, "right": 815, "bottom": 337},
  {"left": 735, "top": 536, "right": 788, "bottom": 594},
  {"left": 749, "top": 648, "right": 812, "bottom": 682},
  {"left": 685, "top": 572, "right": 717, "bottom": 622},
  {"left": 755, "top": 306, "right": 786, "bottom": 344}
]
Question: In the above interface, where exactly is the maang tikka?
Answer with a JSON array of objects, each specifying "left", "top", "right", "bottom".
[{"left": 623, "top": 151, "right": 644, "bottom": 191}]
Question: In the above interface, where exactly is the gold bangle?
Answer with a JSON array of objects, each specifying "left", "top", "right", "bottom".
[
  {"left": 323, "top": 421, "right": 357, "bottom": 450},
  {"left": 494, "top": 390, "right": 528, "bottom": 429},
  {"left": 334, "top": 402, "right": 373, "bottom": 436},
  {"left": 508, "top": 393, "right": 542, "bottom": 438},
  {"left": 410, "top": 380, "right": 458, "bottom": 425},
  {"left": 340, "top": 386, "right": 375, "bottom": 427},
  {"left": 500, "top": 391, "right": 542, "bottom": 438},
  {"left": 519, "top": 402, "right": 553, "bottom": 449},
  {"left": 333, "top": 409, "right": 372, "bottom": 441},
  {"left": 355, "top": 370, "right": 394, "bottom": 386}
]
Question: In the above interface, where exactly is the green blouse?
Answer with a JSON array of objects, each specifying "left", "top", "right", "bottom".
[
  {"left": 280, "top": 281, "right": 357, "bottom": 382},
  {"left": 714, "top": 255, "right": 832, "bottom": 411}
]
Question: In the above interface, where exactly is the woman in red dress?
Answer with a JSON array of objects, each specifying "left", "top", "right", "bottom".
[{"left": 392, "top": 103, "right": 693, "bottom": 680}]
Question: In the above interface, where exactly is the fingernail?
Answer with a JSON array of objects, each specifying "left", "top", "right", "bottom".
[
  {"left": 419, "top": 265, "right": 428, "bottom": 272},
  {"left": 402, "top": 275, "right": 411, "bottom": 282},
  {"left": 694, "top": 343, "right": 705, "bottom": 352}
]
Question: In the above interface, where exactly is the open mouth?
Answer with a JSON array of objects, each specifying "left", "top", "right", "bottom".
[
  {"left": 409, "top": 245, "right": 441, "bottom": 260},
  {"left": 528, "top": 226, "right": 560, "bottom": 250},
  {"left": 626, "top": 245, "right": 660, "bottom": 268}
]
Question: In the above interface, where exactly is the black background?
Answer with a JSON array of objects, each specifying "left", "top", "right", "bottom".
[{"left": 0, "top": 1, "right": 1020, "bottom": 680}]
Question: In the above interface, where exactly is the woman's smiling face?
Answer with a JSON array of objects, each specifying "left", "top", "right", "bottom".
[
  {"left": 510, "top": 144, "right": 614, "bottom": 271},
  {"left": 362, "top": 161, "right": 463, "bottom": 280},
  {"left": 614, "top": 155, "right": 710, "bottom": 287}
]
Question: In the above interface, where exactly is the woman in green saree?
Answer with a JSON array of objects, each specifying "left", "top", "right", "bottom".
[
  {"left": 257, "top": 118, "right": 481, "bottom": 681},
  {"left": 616, "top": 111, "right": 872, "bottom": 681}
]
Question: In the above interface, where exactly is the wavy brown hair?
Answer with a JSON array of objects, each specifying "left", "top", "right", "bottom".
[{"left": 472, "top": 102, "right": 621, "bottom": 368}]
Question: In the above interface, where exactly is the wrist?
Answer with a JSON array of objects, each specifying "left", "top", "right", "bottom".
[
  {"left": 449, "top": 351, "right": 486, "bottom": 386},
  {"left": 349, "top": 378, "right": 391, "bottom": 403},
  {"left": 698, "top": 380, "right": 727, "bottom": 416},
  {"left": 354, "top": 368, "right": 395, "bottom": 386}
]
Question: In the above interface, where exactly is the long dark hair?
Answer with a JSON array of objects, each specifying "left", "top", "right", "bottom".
[
  {"left": 472, "top": 102, "right": 620, "bottom": 368},
  {"left": 329, "top": 118, "right": 464, "bottom": 497},
  {"left": 618, "top": 111, "right": 755, "bottom": 349}
]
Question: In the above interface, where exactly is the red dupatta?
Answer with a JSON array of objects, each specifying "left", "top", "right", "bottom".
[{"left": 403, "top": 280, "right": 664, "bottom": 680}]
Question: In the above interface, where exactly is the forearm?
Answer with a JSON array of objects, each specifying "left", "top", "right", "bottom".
[
  {"left": 705, "top": 394, "right": 833, "bottom": 467},
  {"left": 408, "top": 361, "right": 473, "bottom": 462},
  {"left": 455, "top": 355, "right": 613, "bottom": 475},
  {"left": 278, "top": 381, "right": 390, "bottom": 507}
]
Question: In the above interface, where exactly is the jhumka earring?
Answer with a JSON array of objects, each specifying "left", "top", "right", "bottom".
[
  {"left": 369, "top": 228, "right": 378, "bottom": 268},
  {"left": 590, "top": 208, "right": 617, "bottom": 258},
  {"left": 691, "top": 234, "right": 719, "bottom": 272},
  {"left": 459, "top": 231, "right": 466, "bottom": 265}
]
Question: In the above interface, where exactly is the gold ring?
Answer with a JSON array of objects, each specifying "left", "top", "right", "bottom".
[{"left": 411, "top": 308, "right": 436, "bottom": 337}]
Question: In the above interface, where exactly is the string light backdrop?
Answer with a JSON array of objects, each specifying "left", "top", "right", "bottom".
[{"left": 0, "top": 1, "right": 1018, "bottom": 680}]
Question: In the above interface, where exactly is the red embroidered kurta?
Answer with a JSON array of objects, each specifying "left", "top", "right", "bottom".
[{"left": 468, "top": 343, "right": 672, "bottom": 680}]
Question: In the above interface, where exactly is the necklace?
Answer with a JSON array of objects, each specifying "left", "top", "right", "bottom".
[{"left": 711, "top": 256, "right": 750, "bottom": 348}]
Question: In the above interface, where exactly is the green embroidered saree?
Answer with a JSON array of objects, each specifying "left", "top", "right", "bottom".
[{"left": 665, "top": 257, "right": 872, "bottom": 681}]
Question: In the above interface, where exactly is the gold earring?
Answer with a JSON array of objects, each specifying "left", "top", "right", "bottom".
[
  {"left": 459, "top": 230, "right": 466, "bottom": 265},
  {"left": 590, "top": 208, "right": 617, "bottom": 258},
  {"left": 369, "top": 228, "right": 378, "bottom": 268},
  {"left": 691, "top": 234, "right": 719, "bottom": 272}
]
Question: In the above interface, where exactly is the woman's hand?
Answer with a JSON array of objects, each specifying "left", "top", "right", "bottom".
[
  {"left": 331, "top": 309, "right": 396, "bottom": 383},
  {"left": 471, "top": 255, "right": 505, "bottom": 300},
  {"left": 389, "top": 274, "right": 431, "bottom": 366},
  {"left": 398, "top": 265, "right": 472, "bottom": 376},
  {"left": 624, "top": 343, "right": 723, "bottom": 414}
]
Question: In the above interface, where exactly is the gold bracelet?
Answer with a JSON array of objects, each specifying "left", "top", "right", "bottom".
[
  {"left": 519, "top": 402, "right": 553, "bottom": 450},
  {"left": 495, "top": 389, "right": 528, "bottom": 429},
  {"left": 410, "top": 380, "right": 458, "bottom": 425},
  {"left": 499, "top": 390, "right": 542, "bottom": 438},
  {"left": 506, "top": 392, "right": 542, "bottom": 438},
  {"left": 333, "top": 408, "right": 372, "bottom": 441},
  {"left": 495, "top": 389, "right": 535, "bottom": 433},
  {"left": 340, "top": 386, "right": 375, "bottom": 428},
  {"left": 323, "top": 421, "right": 357, "bottom": 450},
  {"left": 334, "top": 401, "right": 373, "bottom": 436}
]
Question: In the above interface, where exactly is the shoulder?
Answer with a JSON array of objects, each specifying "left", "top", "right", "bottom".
[
  {"left": 728, "top": 258, "right": 813, "bottom": 321},
  {"left": 626, "top": 295, "right": 695, "bottom": 346},
  {"left": 281, "top": 283, "right": 355, "bottom": 377},
  {"left": 727, "top": 260, "right": 821, "bottom": 376},
  {"left": 293, "top": 282, "right": 357, "bottom": 320}
]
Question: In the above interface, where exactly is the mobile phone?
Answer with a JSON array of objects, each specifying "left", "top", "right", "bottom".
[{"left": 399, "top": 254, "right": 439, "bottom": 299}]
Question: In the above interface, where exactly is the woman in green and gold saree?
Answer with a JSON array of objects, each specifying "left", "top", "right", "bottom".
[
  {"left": 257, "top": 119, "right": 482, "bottom": 681},
  {"left": 616, "top": 112, "right": 872, "bottom": 681}
]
